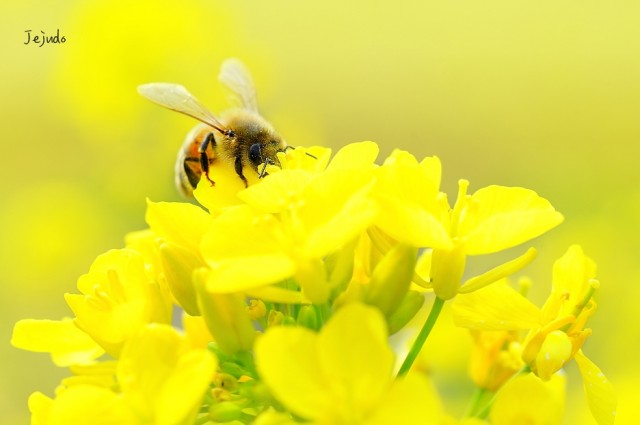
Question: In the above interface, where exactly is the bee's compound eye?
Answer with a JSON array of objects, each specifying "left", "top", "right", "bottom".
[{"left": 249, "top": 143, "right": 262, "bottom": 164}]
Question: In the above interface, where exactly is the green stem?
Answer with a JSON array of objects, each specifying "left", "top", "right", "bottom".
[
  {"left": 396, "top": 296, "right": 445, "bottom": 377},
  {"left": 464, "top": 387, "right": 490, "bottom": 418}
]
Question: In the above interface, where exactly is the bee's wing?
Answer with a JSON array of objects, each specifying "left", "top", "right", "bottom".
[
  {"left": 218, "top": 58, "right": 259, "bottom": 113},
  {"left": 137, "top": 83, "right": 226, "bottom": 131}
]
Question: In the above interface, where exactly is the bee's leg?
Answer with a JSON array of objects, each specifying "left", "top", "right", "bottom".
[
  {"left": 234, "top": 155, "right": 249, "bottom": 188},
  {"left": 199, "top": 133, "right": 216, "bottom": 186},
  {"left": 183, "top": 157, "right": 203, "bottom": 189}
]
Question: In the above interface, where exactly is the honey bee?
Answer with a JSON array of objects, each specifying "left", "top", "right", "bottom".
[{"left": 138, "top": 59, "right": 286, "bottom": 197}]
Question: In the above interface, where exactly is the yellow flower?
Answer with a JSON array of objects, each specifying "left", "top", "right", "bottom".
[
  {"left": 28, "top": 324, "right": 217, "bottom": 425},
  {"left": 117, "top": 324, "right": 217, "bottom": 424},
  {"left": 372, "top": 149, "right": 452, "bottom": 249},
  {"left": 12, "top": 132, "right": 617, "bottom": 425},
  {"left": 200, "top": 142, "right": 379, "bottom": 303},
  {"left": 451, "top": 246, "right": 616, "bottom": 425},
  {"left": 427, "top": 180, "right": 563, "bottom": 299},
  {"left": 372, "top": 151, "right": 562, "bottom": 300},
  {"left": 254, "top": 303, "right": 443, "bottom": 424},
  {"left": 64, "top": 249, "right": 171, "bottom": 357}
]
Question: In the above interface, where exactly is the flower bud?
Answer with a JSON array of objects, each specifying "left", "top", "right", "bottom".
[
  {"left": 430, "top": 246, "right": 466, "bottom": 300},
  {"left": 267, "top": 309, "right": 296, "bottom": 327},
  {"left": 268, "top": 309, "right": 284, "bottom": 327},
  {"left": 325, "top": 240, "right": 356, "bottom": 293},
  {"left": 297, "top": 305, "right": 320, "bottom": 330},
  {"left": 365, "top": 243, "right": 418, "bottom": 317},
  {"left": 159, "top": 242, "right": 202, "bottom": 315},
  {"left": 194, "top": 269, "right": 255, "bottom": 355},
  {"left": 209, "top": 401, "right": 242, "bottom": 422},
  {"left": 535, "top": 330, "right": 572, "bottom": 381},
  {"left": 247, "top": 299, "right": 267, "bottom": 321},
  {"left": 387, "top": 290, "right": 425, "bottom": 334}
]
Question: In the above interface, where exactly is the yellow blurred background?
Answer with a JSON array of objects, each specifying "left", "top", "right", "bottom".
[{"left": 2, "top": 1, "right": 639, "bottom": 423}]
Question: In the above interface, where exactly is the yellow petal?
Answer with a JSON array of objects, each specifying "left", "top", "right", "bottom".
[
  {"left": 193, "top": 161, "right": 256, "bottom": 212},
  {"left": 206, "top": 254, "right": 296, "bottom": 293},
  {"left": 182, "top": 314, "right": 214, "bottom": 350},
  {"left": 116, "top": 324, "right": 216, "bottom": 424},
  {"left": 377, "top": 150, "right": 439, "bottom": 198},
  {"left": 202, "top": 206, "right": 296, "bottom": 292},
  {"left": 452, "top": 280, "right": 542, "bottom": 330},
  {"left": 490, "top": 372, "right": 565, "bottom": 425},
  {"left": 46, "top": 385, "right": 137, "bottom": 425},
  {"left": 156, "top": 349, "right": 217, "bottom": 425},
  {"left": 255, "top": 303, "right": 395, "bottom": 423},
  {"left": 201, "top": 206, "right": 283, "bottom": 259},
  {"left": 366, "top": 373, "right": 443, "bottom": 424},
  {"left": 255, "top": 326, "right": 329, "bottom": 421},
  {"left": 301, "top": 168, "right": 377, "bottom": 258},
  {"left": 317, "top": 303, "right": 394, "bottom": 419},
  {"left": 238, "top": 169, "right": 314, "bottom": 214},
  {"left": 374, "top": 151, "right": 451, "bottom": 248},
  {"left": 11, "top": 318, "right": 104, "bottom": 367},
  {"left": 325, "top": 141, "right": 379, "bottom": 170},
  {"left": 374, "top": 195, "right": 452, "bottom": 249},
  {"left": 458, "top": 186, "right": 564, "bottom": 255},
  {"left": 278, "top": 145, "right": 332, "bottom": 173},
  {"left": 574, "top": 350, "right": 617, "bottom": 425},
  {"left": 145, "top": 199, "right": 210, "bottom": 252},
  {"left": 552, "top": 245, "right": 597, "bottom": 308},
  {"left": 117, "top": 324, "right": 183, "bottom": 418},
  {"left": 28, "top": 392, "right": 53, "bottom": 425},
  {"left": 66, "top": 249, "right": 170, "bottom": 357}
]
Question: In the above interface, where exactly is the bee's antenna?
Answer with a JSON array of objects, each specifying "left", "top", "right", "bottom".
[{"left": 281, "top": 145, "right": 317, "bottom": 159}]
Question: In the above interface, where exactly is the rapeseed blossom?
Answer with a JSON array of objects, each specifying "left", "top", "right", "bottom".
[{"left": 12, "top": 140, "right": 615, "bottom": 424}]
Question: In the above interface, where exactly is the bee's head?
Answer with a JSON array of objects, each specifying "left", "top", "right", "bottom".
[{"left": 248, "top": 136, "right": 286, "bottom": 174}]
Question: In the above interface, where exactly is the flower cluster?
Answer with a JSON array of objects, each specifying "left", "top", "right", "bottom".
[{"left": 12, "top": 141, "right": 616, "bottom": 424}]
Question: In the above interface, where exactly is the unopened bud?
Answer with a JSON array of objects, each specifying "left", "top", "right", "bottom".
[
  {"left": 297, "top": 305, "right": 320, "bottom": 330},
  {"left": 366, "top": 243, "right": 418, "bottom": 316},
  {"left": 535, "top": 330, "right": 572, "bottom": 381},
  {"left": 430, "top": 246, "right": 466, "bottom": 300},
  {"left": 194, "top": 269, "right": 255, "bottom": 355},
  {"left": 159, "top": 242, "right": 201, "bottom": 315},
  {"left": 267, "top": 310, "right": 284, "bottom": 327},
  {"left": 325, "top": 240, "right": 356, "bottom": 293},
  {"left": 209, "top": 401, "right": 242, "bottom": 422},
  {"left": 247, "top": 299, "right": 267, "bottom": 320},
  {"left": 387, "top": 290, "right": 425, "bottom": 334}
]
